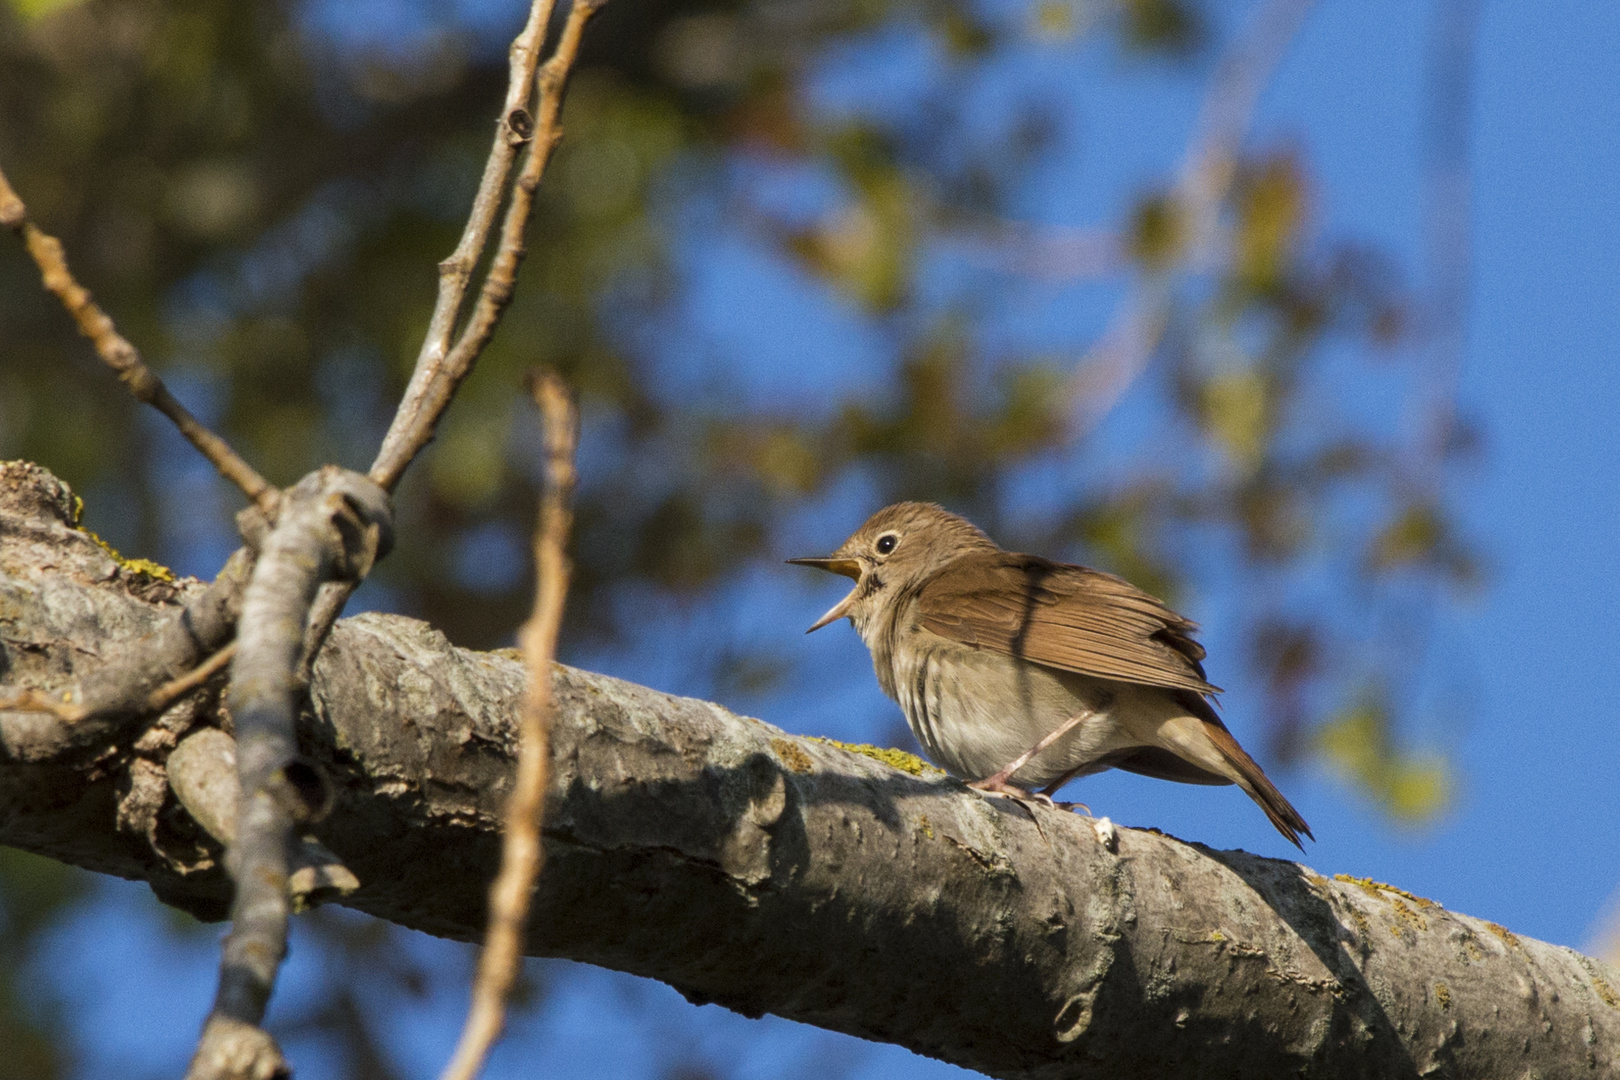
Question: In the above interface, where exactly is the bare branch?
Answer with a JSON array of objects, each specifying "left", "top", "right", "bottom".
[
  {"left": 368, "top": 0, "right": 558, "bottom": 488},
  {"left": 1067, "top": 0, "right": 1316, "bottom": 436},
  {"left": 187, "top": 467, "right": 393, "bottom": 1080},
  {"left": 369, "top": 0, "right": 608, "bottom": 492},
  {"left": 975, "top": 225, "right": 1124, "bottom": 280},
  {"left": 148, "top": 643, "right": 237, "bottom": 716},
  {"left": 1419, "top": 0, "right": 1483, "bottom": 468},
  {"left": 439, "top": 372, "right": 578, "bottom": 1080},
  {"left": 0, "top": 165, "right": 278, "bottom": 516},
  {"left": 293, "top": 0, "right": 607, "bottom": 693}
]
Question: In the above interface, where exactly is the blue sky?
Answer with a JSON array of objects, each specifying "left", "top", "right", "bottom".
[{"left": 32, "top": 1, "right": 1620, "bottom": 1077}]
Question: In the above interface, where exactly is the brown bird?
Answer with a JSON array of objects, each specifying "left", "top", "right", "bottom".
[{"left": 790, "top": 501, "right": 1312, "bottom": 847}]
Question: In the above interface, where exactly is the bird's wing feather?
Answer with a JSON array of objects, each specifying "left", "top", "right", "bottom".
[{"left": 916, "top": 552, "right": 1221, "bottom": 695}]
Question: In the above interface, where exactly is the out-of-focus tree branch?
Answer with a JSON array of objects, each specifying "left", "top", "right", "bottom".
[
  {"left": 1420, "top": 0, "right": 1483, "bottom": 468},
  {"left": 1068, "top": 0, "right": 1317, "bottom": 434}
]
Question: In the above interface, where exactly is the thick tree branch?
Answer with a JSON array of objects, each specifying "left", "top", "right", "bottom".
[{"left": 1, "top": 462, "right": 1616, "bottom": 1080}]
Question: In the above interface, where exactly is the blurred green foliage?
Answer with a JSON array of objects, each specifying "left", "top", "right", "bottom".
[
  {"left": 1317, "top": 694, "right": 1451, "bottom": 823},
  {"left": 1, "top": 0, "right": 1479, "bottom": 1070}
]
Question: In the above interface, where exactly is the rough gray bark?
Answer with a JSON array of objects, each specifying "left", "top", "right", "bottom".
[{"left": 3, "top": 460, "right": 1618, "bottom": 1079}]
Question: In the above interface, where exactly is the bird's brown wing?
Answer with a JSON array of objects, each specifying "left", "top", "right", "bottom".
[
  {"left": 916, "top": 552, "right": 1221, "bottom": 695},
  {"left": 919, "top": 552, "right": 1314, "bottom": 847}
]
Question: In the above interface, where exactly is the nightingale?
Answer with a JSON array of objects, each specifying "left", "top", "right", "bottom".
[{"left": 789, "top": 501, "right": 1312, "bottom": 848}]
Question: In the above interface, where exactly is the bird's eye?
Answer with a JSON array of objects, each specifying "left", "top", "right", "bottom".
[{"left": 875, "top": 533, "right": 898, "bottom": 556}]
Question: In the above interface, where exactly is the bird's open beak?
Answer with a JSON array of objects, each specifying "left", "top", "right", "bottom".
[{"left": 787, "top": 556, "right": 863, "bottom": 633}]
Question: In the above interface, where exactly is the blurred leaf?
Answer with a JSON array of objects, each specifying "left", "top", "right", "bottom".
[
  {"left": 1234, "top": 153, "right": 1306, "bottom": 290},
  {"left": 1128, "top": 190, "right": 1185, "bottom": 270},
  {"left": 1198, "top": 367, "right": 1271, "bottom": 469},
  {"left": 1317, "top": 696, "right": 1452, "bottom": 823},
  {"left": 1119, "top": 0, "right": 1203, "bottom": 55},
  {"left": 788, "top": 131, "right": 917, "bottom": 311},
  {"left": 8, "top": 0, "right": 84, "bottom": 21},
  {"left": 937, "top": 9, "right": 995, "bottom": 57},
  {"left": 1032, "top": 0, "right": 1081, "bottom": 41},
  {"left": 1383, "top": 756, "right": 1450, "bottom": 821},
  {"left": 1368, "top": 504, "right": 1443, "bottom": 571},
  {"left": 1365, "top": 502, "right": 1479, "bottom": 587}
]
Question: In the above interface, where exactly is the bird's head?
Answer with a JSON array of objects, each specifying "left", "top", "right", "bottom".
[{"left": 788, "top": 501, "right": 996, "bottom": 633}]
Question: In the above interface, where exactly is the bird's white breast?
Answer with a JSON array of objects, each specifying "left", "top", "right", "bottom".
[{"left": 876, "top": 627, "right": 1141, "bottom": 789}]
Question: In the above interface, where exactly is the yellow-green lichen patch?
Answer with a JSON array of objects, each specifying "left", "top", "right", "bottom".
[
  {"left": 83, "top": 528, "right": 176, "bottom": 582},
  {"left": 770, "top": 737, "right": 814, "bottom": 774},
  {"left": 1389, "top": 897, "right": 1428, "bottom": 933},
  {"left": 1434, "top": 981, "right": 1451, "bottom": 1010},
  {"left": 1333, "top": 874, "right": 1437, "bottom": 909},
  {"left": 119, "top": 557, "right": 176, "bottom": 581},
  {"left": 1591, "top": 974, "right": 1618, "bottom": 1009},
  {"left": 916, "top": 813, "right": 934, "bottom": 840},
  {"left": 809, "top": 738, "right": 941, "bottom": 776},
  {"left": 1485, "top": 922, "right": 1521, "bottom": 950}
]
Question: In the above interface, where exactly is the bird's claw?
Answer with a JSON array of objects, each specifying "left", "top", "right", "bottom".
[{"left": 967, "top": 778, "right": 1087, "bottom": 815}]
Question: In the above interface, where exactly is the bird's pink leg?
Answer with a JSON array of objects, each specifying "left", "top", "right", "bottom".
[{"left": 968, "top": 709, "right": 1094, "bottom": 810}]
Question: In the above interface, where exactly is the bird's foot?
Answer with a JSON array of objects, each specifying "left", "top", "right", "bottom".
[
  {"left": 967, "top": 774, "right": 1052, "bottom": 805},
  {"left": 968, "top": 776, "right": 1087, "bottom": 814},
  {"left": 1037, "top": 780, "right": 1090, "bottom": 817},
  {"left": 966, "top": 777, "right": 1052, "bottom": 840}
]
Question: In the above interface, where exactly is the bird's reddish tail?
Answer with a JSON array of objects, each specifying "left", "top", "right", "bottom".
[{"left": 1201, "top": 720, "right": 1313, "bottom": 850}]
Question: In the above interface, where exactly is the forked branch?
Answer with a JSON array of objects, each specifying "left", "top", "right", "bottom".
[{"left": 370, "top": 0, "right": 607, "bottom": 491}]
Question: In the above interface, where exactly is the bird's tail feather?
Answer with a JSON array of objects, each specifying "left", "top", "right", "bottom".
[{"left": 1200, "top": 721, "right": 1313, "bottom": 849}]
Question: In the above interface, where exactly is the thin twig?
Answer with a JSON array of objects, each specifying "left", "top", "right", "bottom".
[
  {"left": 0, "top": 688, "right": 85, "bottom": 723},
  {"left": 286, "top": 0, "right": 605, "bottom": 688},
  {"left": 370, "top": 0, "right": 607, "bottom": 491},
  {"left": 439, "top": 371, "right": 577, "bottom": 1080},
  {"left": 146, "top": 642, "right": 237, "bottom": 715},
  {"left": 369, "top": 0, "right": 556, "bottom": 488},
  {"left": 1067, "top": 0, "right": 1316, "bottom": 436},
  {"left": 292, "top": 0, "right": 604, "bottom": 685},
  {"left": 966, "top": 222, "right": 1123, "bottom": 281},
  {"left": 0, "top": 166, "right": 278, "bottom": 516}
]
